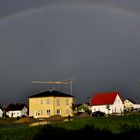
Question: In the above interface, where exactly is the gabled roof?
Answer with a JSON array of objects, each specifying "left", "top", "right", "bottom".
[
  {"left": 91, "top": 92, "right": 123, "bottom": 106},
  {"left": 28, "top": 90, "right": 74, "bottom": 98},
  {"left": 125, "top": 99, "right": 136, "bottom": 104},
  {"left": 7, "top": 103, "right": 27, "bottom": 111}
]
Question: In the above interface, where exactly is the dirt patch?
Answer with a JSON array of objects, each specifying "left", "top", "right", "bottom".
[
  {"left": 15, "top": 117, "right": 36, "bottom": 123},
  {"left": 76, "top": 112, "right": 91, "bottom": 119},
  {"left": 47, "top": 115, "right": 65, "bottom": 122}
]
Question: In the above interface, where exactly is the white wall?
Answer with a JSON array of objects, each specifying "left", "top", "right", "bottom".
[
  {"left": 112, "top": 95, "right": 124, "bottom": 114},
  {"left": 21, "top": 107, "right": 28, "bottom": 116},
  {"left": 0, "top": 109, "right": 3, "bottom": 117},
  {"left": 124, "top": 100, "right": 133, "bottom": 109},
  {"left": 133, "top": 104, "right": 140, "bottom": 109},
  {"left": 91, "top": 105, "right": 109, "bottom": 114},
  {"left": 8, "top": 111, "right": 22, "bottom": 118}
]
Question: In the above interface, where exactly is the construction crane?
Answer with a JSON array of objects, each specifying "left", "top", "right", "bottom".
[{"left": 32, "top": 78, "right": 75, "bottom": 95}]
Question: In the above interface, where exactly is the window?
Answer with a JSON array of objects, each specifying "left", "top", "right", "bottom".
[
  {"left": 36, "top": 100, "right": 38, "bottom": 105},
  {"left": 57, "top": 99, "right": 60, "bottom": 106},
  {"left": 46, "top": 99, "right": 50, "bottom": 104},
  {"left": 57, "top": 109, "right": 60, "bottom": 114},
  {"left": 66, "top": 109, "right": 69, "bottom": 114},
  {"left": 46, "top": 110, "right": 50, "bottom": 115},
  {"left": 35, "top": 111, "right": 38, "bottom": 116},
  {"left": 40, "top": 110, "right": 43, "bottom": 115},
  {"left": 66, "top": 99, "right": 69, "bottom": 105},
  {"left": 41, "top": 99, "right": 43, "bottom": 104},
  {"left": 118, "top": 99, "right": 120, "bottom": 103}
]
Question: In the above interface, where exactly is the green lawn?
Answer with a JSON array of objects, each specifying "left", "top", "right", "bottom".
[
  {"left": 0, "top": 115, "right": 140, "bottom": 140},
  {"left": 51, "top": 114, "right": 140, "bottom": 133}
]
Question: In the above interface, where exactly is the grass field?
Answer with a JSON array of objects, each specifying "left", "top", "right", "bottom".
[{"left": 0, "top": 114, "right": 140, "bottom": 140}]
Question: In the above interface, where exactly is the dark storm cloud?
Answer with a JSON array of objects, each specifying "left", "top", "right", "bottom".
[
  {"left": 0, "top": 1, "right": 140, "bottom": 104},
  {"left": 0, "top": 0, "right": 49, "bottom": 19}
]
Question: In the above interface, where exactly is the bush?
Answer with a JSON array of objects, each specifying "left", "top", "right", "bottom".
[{"left": 17, "top": 116, "right": 20, "bottom": 120}]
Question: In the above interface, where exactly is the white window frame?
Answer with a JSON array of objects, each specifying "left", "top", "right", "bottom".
[
  {"left": 40, "top": 110, "right": 43, "bottom": 115},
  {"left": 57, "top": 98, "right": 60, "bottom": 106},
  {"left": 66, "top": 109, "right": 69, "bottom": 114},
  {"left": 36, "top": 99, "right": 38, "bottom": 105},
  {"left": 46, "top": 99, "right": 50, "bottom": 104},
  {"left": 66, "top": 99, "right": 69, "bottom": 105},
  {"left": 41, "top": 99, "right": 43, "bottom": 104},
  {"left": 56, "top": 109, "right": 60, "bottom": 114},
  {"left": 46, "top": 110, "right": 50, "bottom": 115}
]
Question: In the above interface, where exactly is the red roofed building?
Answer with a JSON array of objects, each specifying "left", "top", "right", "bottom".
[{"left": 91, "top": 92, "right": 124, "bottom": 114}]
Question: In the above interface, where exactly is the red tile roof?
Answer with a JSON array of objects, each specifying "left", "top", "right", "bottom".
[{"left": 91, "top": 92, "right": 123, "bottom": 106}]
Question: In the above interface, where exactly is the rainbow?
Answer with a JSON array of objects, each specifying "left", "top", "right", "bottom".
[
  {"left": 0, "top": 3, "right": 140, "bottom": 24},
  {"left": 0, "top": 6, "right": 47, "bottom": 24}
]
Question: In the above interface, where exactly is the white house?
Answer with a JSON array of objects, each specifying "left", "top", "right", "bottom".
[
  {"left": 133, "top": 104, "right": 140, "bottom": 110},
  {"left": 124, "top": 99, "right": 134, "bottom": 111},
  {"left": 0, "top": 108, "right": 3, "bottom": 117},
  {"left": 76, "top": 103, "right": 91, "bottom": 114},
  {"left": 91, "top": 92, "right": 124, "bottom": 114},
  {"left": 7, "top": 104, "right": 28, "bottom": 118},
  {"left": 124, "top": 99, "right": 140, "bottom": 112}
]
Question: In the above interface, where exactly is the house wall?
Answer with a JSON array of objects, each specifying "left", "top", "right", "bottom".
[
  {"left": 112, "top": 95, "right": 124, "bottom": 114},
  {"left": 124, "top": 100, "right": 133, "bottom": 110},
  {"left": 8, "top": 111, "right": 22, "bottom": 118},
  {"left": 0, "top": 109, "right": 3, "bottom": 117},
  {"left": 29, "top": 96, "right": 74, "bottom": 118},
  {"left": 133, "top": 104, "right": 140, "bottom": 109},
  {"left": 91, "top": 95, "right": 124, "bottom": 114},
  {"left": 91, "top": 105, "right": 109, "bottom": 114},
  {"left": 21, "top": 107, "right": 28, "bottom": 116}
]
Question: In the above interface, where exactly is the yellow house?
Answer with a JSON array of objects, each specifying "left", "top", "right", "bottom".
[
  {"left": 28, "top": 90, "right": 74, "bottom": 118},
  {"left": 124, "top": 99, "right": 133, "bottom": 111}
]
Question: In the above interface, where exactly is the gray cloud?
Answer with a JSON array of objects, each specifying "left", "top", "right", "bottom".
[{"left": 0, "top": 1, "right": 140, "bottom": 104}]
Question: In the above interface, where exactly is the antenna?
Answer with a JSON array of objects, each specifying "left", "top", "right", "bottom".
[{"left": 32, "top": 78, "right": 75, "bottom": 95}]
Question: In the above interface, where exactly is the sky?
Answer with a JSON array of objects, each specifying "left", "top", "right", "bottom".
[{"left": 0, "top": 0, "right": 140, "bottom": 105}]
